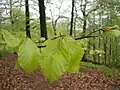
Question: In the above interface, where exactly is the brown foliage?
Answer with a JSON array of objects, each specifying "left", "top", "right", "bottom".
[{"left": 0, "top": 54, "right": 120, "bottom": 90}]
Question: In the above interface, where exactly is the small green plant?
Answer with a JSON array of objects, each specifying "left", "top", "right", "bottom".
[{"left": 89, "top": 49, "right": 105, "bottom": 56}]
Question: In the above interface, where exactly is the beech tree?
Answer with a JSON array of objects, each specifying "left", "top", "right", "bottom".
[
  {"left": 25, "top": 0, "right": 31, "bottom": 38},
  {"left": 70, "top": 0, "right": 75, "bottom": 36},
  {"left": 38, "top": 0, "right": 48, "bottom": 40}
]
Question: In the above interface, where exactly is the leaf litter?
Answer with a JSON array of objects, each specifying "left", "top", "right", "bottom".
[{"left": 0, "top": 54, "right": 120, "bottom": 90}]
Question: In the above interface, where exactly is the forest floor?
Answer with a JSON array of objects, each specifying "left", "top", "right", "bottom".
[{"left": 0, "top": 54, "right": 120, "bottom": 90}]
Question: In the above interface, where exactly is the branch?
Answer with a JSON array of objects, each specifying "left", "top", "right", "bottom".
[
  {"left": 76, "top": 16, "right": 84, "bottom": 21},
  {"left": 86, "top": 5, "right": 100, "bottom": 18},
  {"left": 75, "top": 28, "right": 103, "bottom": 40},
  {"left": 75, "top": 35, "right": 99, "bottom": 40},
  {"left": 87, "top": 29, "right": 102, "bottom": 36},
  {"left": 37, "top": 46, "right": 46, "bottom": 48}
]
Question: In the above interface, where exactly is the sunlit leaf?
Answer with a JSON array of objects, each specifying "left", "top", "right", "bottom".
[
  {"left": 1, "top": 29, "right": 23, "bottom": 49},
  {"left": 40, "top": 36, "right": 84, "bottom": 82},
  {"left": 103, "top": 30, "right": 120, "bottom": 38},
  {"left": 40, "top": 37, "right": 70, "bottom": 83},
  {"left": 18, "top": 38, "right": 41, "bottom": 72},
  {"left": 89, "top": 49, "right": 105, "bottom": 55},
  {"left": 63, "top": 37, "right": 84, "bottom": 72},
  {"left": 0, "top": 32, "right": 5, "bottom": 43}
]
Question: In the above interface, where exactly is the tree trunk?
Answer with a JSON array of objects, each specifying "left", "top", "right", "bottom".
[
  {"left": 83, "top": 18, "right": 87, "bottom": 34},
  {"left": 70, "top": 0, "right": 75, "bottom": 36},
  {"left": 10, "top": 0, "right": 13, "bottom": 30},
  {"left": 25, "top": 0, "right": 31, "bottom": 38},
  {"left": 98, "top": 10, "right": 102, "bottom": 64},
  {"left": 82, "top": 0, "right": 87, "bottom": 36},
  {"left": 92, "top": 12, "right": 96, "bottom": 63},
  {"left": 81, "top": 0, "right": 87, "bottom": 61},
  {"left": 38, "top": 0, "right": 48, "bottom": 40}
]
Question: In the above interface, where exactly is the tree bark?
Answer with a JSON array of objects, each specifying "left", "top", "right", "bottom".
[
  {"left": 38, "top": 0, "right": 48, "bottom": 40},
  {"left": 10, "top": 0, "right": 13, "bottom": 30},
  {"left": 81, "top": 0, "right": 87, "bottom": 61},
  {"left": 82, "top": 0, "right": 87, "bottom": 36},
  {"left": 70, "top": 0, "right": 75, "bottom": 36},
  {"left": 25, "top": 0, "right": 31, "bottom": 38}
]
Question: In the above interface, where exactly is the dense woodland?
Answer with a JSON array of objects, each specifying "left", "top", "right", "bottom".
[{"left": 0, "top": 0, "right": 120, "bottom": 89}]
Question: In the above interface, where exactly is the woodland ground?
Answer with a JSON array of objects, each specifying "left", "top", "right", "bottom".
[{"left": 0, "top": 54, "right": 120, "bottom": 90}]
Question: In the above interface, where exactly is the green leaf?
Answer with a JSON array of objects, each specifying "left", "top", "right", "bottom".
[
  {"left": 40, "top": 36, "right": 84, "bottom": 82},
  {"left": 89, "top": 49, "right": 105, "bottom": 55},
  {"left": 18, "top": 38, "right": 41, "bottom": 72},
  {"left": 15, "top": 60, "right": 20, "bottom": 69},
  {"left": 0, "top": 32, "right": 5, "bottom": 43},
  {"left": 103, "top": 30, "right": 120, "bottom": 38},
  {"left": 40, "top": 37, "right": 70, "bottom": 83},
  {"left": 1, "top": 30, "right": 23, "bottom": 51},
  {"left": 67, "top": 48, "right": 84, "bottom": 72},
  {"left": 63, "top": 37, "right": 84, "bottom": 72}
]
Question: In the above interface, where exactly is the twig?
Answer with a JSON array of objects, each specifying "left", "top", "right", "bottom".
[
  {"left": 37, "top": 46, "right": 46, "bottom": 48},
  {"left": 87, "top": 29, "right": 102, "bottom": 36},
  {"left": 75, "top": 35, "right": 99, "bottom": 40}
]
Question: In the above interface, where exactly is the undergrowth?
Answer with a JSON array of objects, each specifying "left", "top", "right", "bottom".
[{"left": 81, "top": 61, "right": 120, "bottom": 77}]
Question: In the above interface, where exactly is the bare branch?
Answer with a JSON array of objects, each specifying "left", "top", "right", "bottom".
[
  {"left": 75, "top": 35, "right": 99, "bottom": 40},
  {"left": 87, "top": 29, "right": 102, "bottom": 36}
]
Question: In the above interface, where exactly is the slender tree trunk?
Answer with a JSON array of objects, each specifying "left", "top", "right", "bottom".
[
  {"left": 38, "top": 0, "right": 48, "bottom": 40},
  {"left": 82, "top": 0, "right": 87, "bottom": 36},
  {"left": 104, "top": 39, "right": 107, "bottom": 65},
  {"left": 10, "top": 0, "right": 13, "bottom": 30},
  {"left": 83, "top": 10, "right": 87, "bottom": 35},
  {"left": 0, "top": 11, "right": 2, "bottom": 29},
  {"left": 109, "top": 13, "right": 112, "bottom": 65},
  {"left": 92, "top": 12, "right": 96, "bottom": 63},
  {"left": 25, "top": 0, "right": 31, "bottom": 38},
  {"left": 98, "top": 10, "right": 102, "bottom": 64},
  {"left": 74, "top": 4, "right": 77, "bottom": 38},
  {"left": 70, "top": 0, "right": 75, "bottom": 36},
  {"left": 81, "top": 0, "right": 87, "bottom": 61},
  {"left": 83, "top": 19, "right": 87, "bottom": 33}
]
